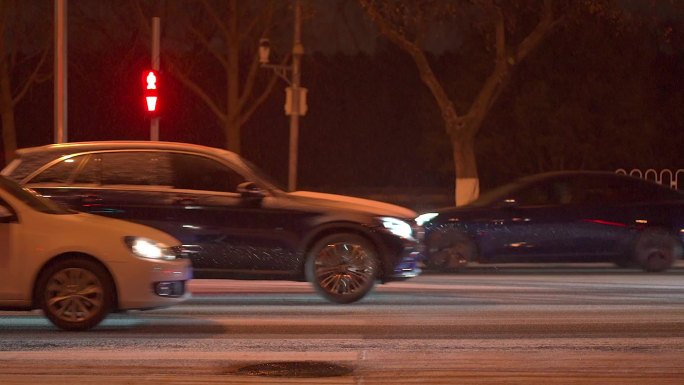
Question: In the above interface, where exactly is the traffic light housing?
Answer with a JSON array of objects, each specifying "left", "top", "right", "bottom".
[{"left": 143, "top": 69, "right": 159, "bottom": 116}]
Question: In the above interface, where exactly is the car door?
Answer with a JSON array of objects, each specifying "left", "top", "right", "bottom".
[
  {"left": 483, "top": 181, "right": 565, "bottom": 262},
  {"left": 0, "top": 198, "right": 19, "bottom": 299},
  {"left": 481, "top": 177, "right": 587, "bottom": 262},
  {"left": 565, "top": 176, "right": 665, "bottom": 259},
  {"left": 490, "top": 176, "right": 638, "bottom": 262},
  {"left": 165, "top": 153, "right": 308, "bottom": 276}
]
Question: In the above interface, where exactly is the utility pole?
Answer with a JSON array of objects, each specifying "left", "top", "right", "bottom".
[
  {"left": 54, "top": 0, "right": 67, "bottom": 143},
  {"left": 259, "top": 0, "right": 305, "bottom": 192},
  {"left": 288, "top": 0, "right": 303, "bottom": 191}
]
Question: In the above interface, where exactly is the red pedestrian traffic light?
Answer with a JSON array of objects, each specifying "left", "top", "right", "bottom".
[{"left": 143, "top": 70, "right": 159, "bottom": 115}]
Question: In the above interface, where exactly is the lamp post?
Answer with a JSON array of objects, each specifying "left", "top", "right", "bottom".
[{"left": 259, "top": 0, "right": 305, "bottom": 192}]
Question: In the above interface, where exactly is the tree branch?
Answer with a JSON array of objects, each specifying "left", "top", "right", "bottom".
[
  {"left": 359, "top": 0, "right": 461, "bottom": 134},
  {"left": 12, "top": 45, "right": 50, "bottom": 106},
  {"left": 239, "top": 68, "right": 280, "bottom": 127},
  {"left": 187, "top": 22, "right": 229, "bottom": 71},
  {"left": 166, "top": 60, "right": 228, "bottom": 124},
  {"left": 514, "top": 0, "right": 558, "bottom": 63},
  {"left": 200, "top": 0, "right": 230, "bottom": 44}
]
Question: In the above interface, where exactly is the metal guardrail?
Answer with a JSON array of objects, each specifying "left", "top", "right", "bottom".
[{"left": 615, "top": 168, "right": 684, "bottom": 190}]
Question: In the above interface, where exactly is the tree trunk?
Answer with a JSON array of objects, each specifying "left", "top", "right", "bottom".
[
  {"left": 451, "top": 131, "right": 479, "bottom": 207},
  {"left": 0, "top": 58, "right": 16, "bottom": 165},
  {"left": 224, "top": 119, "right": 241, "bottom": 154}
]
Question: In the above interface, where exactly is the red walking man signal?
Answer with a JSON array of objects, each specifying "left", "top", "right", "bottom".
[{"left": 143, "top": 70, "right": 159, "bottom": 115}]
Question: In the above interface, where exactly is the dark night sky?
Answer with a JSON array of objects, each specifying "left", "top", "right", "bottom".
[{"left": 5, "top": 1, "right": 684, "bottom": 208}]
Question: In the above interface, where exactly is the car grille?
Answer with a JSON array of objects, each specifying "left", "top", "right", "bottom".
[{"left": 171, "top": 245, "right": 190, "bottom": 259}]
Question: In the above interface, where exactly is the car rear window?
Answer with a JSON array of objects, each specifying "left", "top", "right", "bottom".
[{"left": 6, "top": 152, "right": 68, "bottom": 182}]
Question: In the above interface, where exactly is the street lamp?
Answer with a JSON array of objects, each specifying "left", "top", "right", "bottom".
[{"left": 259, "top": 0, "right": 306, "bottom": 192}]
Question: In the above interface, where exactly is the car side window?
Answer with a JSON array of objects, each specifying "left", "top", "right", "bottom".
[
  {"left": 73, "top": 155, "right": 101, "bottom": 184},
  {"left": 566, "top": 176, "right": 655, "bottom": 205},
  {"left": 171, "top": 154, "right": 245, "bottom": 193},
  {"left": 512, "top": 183, "right": 555, "bottom": 207},
  {"left": 561, "top": 177, "right": 616, "bottom": 205},
  {"left": 100, "top": 152, "right": 173, "bottom": 186},
  {"left": 618, "top": 178, "right": 681, "bottom": 203},
  {"left": 29, "top": 155, "right": 87, "bottom": 184}
]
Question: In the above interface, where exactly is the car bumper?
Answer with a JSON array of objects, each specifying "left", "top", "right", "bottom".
[
  {"left": 108, "top": 257, "right": 192, "bottom": 310},
  {"left": 386, "top": 249, "right": 423, "bottom": 280},
  {"left": 376, "top": 232, "right": 424, "bottom": 281}
]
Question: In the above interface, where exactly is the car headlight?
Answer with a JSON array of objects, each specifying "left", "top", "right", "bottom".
[
  {"left": 416, "top": 212, "right": 438, "bottom": 226},
  {"left": 379, "top": 217, "right": 414, "bottom": 239},
  {"left": 124, "top": 237, "right": 176, "bottom": 261}
]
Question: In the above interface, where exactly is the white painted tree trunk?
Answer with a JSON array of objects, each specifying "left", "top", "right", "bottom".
[{"left": 455, "top": 177, "right": 480, "bottom": 206}]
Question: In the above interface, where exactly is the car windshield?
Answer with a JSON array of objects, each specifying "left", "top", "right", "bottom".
[
  {"left": 0, "top": 176, "right": 72, "bottom": 215},
  {"left": 233, "top": 155, "right": 288, "bottom": 192}
]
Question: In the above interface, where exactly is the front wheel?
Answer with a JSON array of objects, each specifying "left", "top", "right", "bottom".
[
  {"left": 633, "top": 228, "right": 682, "bottom": 272},
  {"left": 425, "top": 229, "right": 475, "bottom": 272},
  {"left": 36, "top": 257, "right": 114, "bottom": 331},
  {"left": 305, "top": 233, "right": 379, "bottom": 304}
]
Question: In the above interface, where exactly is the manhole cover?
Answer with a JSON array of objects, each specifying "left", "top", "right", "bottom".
[{"left": 236, "top": 361, "right": 353, "bottom": 377}]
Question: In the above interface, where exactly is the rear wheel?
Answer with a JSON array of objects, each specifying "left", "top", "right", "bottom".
[
  {"left": 36, "top": 257, "right": 114, "bottom": 331},
  {"left": 633, "top": 228, "right": 682, "bottom": 272},
  {"left": 305, "top": 233, "right": 379, "bottom": 304}
]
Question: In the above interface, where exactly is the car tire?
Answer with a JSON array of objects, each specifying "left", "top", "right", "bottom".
[
  {"left": 633, "top": 228, "right": 682, "bottom": 272},
  {"left": 305, "top": 233, "right": 379, "bottom": 304},
  {"left": 425, "top": 229, "right": 475, "bottom": 272},
  {"left": 36, "top": 257, "right": 114, "bottom": 331}
]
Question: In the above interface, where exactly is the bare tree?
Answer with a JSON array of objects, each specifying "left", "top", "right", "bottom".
[
  {"left": 135, "top": 0, "right": 290, "bottom": 154},
  {"left": 0, "top": 0, "right": 50, "bottom": 164},
  {"left": 359, "top": 0, "right": 562, "bottom": 205}
]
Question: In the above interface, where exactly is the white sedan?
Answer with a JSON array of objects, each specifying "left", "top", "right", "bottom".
[{"left": 0, "top": 176, "right": 191, "bottom": 330}]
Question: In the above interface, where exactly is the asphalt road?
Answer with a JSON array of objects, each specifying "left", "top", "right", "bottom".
[{"left": 1, "top": 264, "right": 684, "bottom": 384}]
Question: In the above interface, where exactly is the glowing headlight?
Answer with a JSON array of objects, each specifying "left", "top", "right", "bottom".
[
  {"left": 124, "top": 237, "right": 176, "bottom": 260},
  {"left": 380, "top": 217, "right": 413, "bottom": 239},
  {"left": 416, "top": 212, "right": 438, "bottom": 226}
]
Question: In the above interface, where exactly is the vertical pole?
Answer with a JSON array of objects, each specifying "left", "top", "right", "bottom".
[
  {"left": 150, "top": 17, "right": 160, "bottom": 141},
  {"left": 54, "top": 0, "right": 67, "bottom": 143},
  {"left": 288, "top": 0, "right": 302, "bottom": 191}
]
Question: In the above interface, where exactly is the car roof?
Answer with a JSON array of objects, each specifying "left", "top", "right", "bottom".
[
  {"left": 16, "top": 141, "right": 234, "bottom": 158},
  {"left": 5, "top": 141, "right": 247, "bottom": 183},
  {"left": 518, "top": 170, "right": 622, "bottom": 181}
]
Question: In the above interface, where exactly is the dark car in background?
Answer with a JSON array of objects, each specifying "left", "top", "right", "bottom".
[
  {"left": 2, "top": 141, "right": 423, "bottom": 304},
  {"left": 417, "top": 171, "right": 684, "bottom": 272}
]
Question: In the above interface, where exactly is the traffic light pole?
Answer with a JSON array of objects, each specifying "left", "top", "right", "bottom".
[
  {"left": 150, "top": 17, "right": 160, "bottom": 141},
  {"left": 54, "top": 0, "right": 67, "bottom": 143}
]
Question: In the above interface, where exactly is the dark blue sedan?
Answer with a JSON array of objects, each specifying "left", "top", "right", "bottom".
[{"left": 418, "top": 171, "right": 684, "bottom": 272}]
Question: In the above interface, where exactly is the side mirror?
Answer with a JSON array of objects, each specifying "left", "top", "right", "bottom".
[{"left": 237, "top": 181, "right": 265, "bottom": 199}]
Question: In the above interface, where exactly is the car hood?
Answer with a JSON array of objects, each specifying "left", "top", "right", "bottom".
[
  {"left": 287, "top": 191, "right": 416, "bottom": 219},
  {"left": 51, "top": 211, "right": 181, "bottom": 246}
]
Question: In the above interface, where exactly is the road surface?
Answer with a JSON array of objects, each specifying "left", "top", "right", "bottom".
[{"left": 1, "top": 265, "right": 684, "bottom": 384}]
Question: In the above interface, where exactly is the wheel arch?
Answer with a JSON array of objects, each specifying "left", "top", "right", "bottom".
[
  {"left": 31, "top": 252, "right": 119, "bottom": 310},
  {"left": 299, "top": 222, "right": 385, "bottom": 278},
  {"left": 631, "top": 225, "right": 683, "bottom": 272}
]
